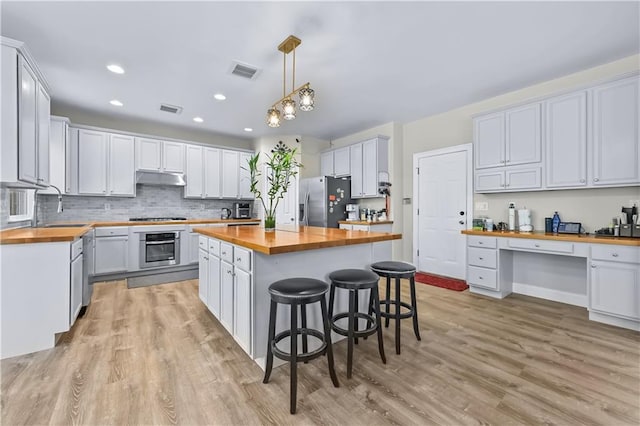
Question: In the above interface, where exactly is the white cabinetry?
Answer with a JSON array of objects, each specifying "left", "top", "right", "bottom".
[
  {"left": 208, "top": 249, "right": 221, "bottom": 318},
  {"left": 94, "top": 227, "right": 129, "bottom": 274},
  {"left": 474, "top": 113, "right": 504, "bottom": 169},
  {"left": 238, "top": 152, "right": 254, "bottom": 199},
  {"left": 466, "top": 236, "right": 500, "bottom": 292},
  {"left": 220, "top": 259, "right": 234, "bottom": 333},
  {"left": 204, "top": 148, "right": 222, "bottom": 198},
  {"left": 222, "top": 150, "right": 239, "bottom": 199},
  {"left": 320, "top": 148, "right": 350, "bottom": 177},
  {"left": 185, "top": 147, "right": 252, "bottom": 199},
  {"left": 545, "top": 91, "right": 587, "bottom": 188},
  {"left": 339, "top": 223, "right": 392, "bottom": 232},
  {"left": 591, "top": 76, "right": 640, "bottom": 186},
  {"left": 198, "top": 246, "right": 209, "bottom": 305},
  {"left": 70, "top": 239, "right": 83, "bottom": 326},
  {"left": 589, "top": 245, "right": 640, "bottom": 324},
  {"left": 136, "top": 138, "right": 185, "bottom": 173},
  {"left": 185, "top": 145, "right": 204, "bottom": 198},
  {"left": 77, "top": 129, "right": 135, "bottom": 196},
  {"left": 1, "top": 39, "right": 51, "bottom": 188},
  {"left": 234, "top": 267, "right": 252, "bottom": 354},
  {"left": 41, "top": 116, "right": 70, "bottom": 194},
  {"left": 350, "top": 136, "right": 389, "bottom": 198}
]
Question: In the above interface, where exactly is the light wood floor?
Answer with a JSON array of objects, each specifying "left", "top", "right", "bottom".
[{"left": 2, "top": 279, "right": 639, "bottom": 425}]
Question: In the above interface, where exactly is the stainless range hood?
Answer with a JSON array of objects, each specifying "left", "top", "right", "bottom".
[{"left": 136, "top": 171, "right": 186, "bottom": 186}]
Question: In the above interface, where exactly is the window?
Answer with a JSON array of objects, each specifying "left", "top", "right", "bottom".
[{"left": 8, "top": 189, "right": 34, "bottom": 222}]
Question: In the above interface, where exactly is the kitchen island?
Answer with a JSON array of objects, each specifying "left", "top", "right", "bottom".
[{"left": 193, "top": 225, "right": 401, "bottom": 369}]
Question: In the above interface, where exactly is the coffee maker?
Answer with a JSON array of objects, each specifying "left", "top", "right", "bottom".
[{"left": 346, "top": 204, "right": 358, "bottom": 221}]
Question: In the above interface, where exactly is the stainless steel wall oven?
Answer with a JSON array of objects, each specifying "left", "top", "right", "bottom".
[{"left": 139, "top": 231, "right": 181, "bottom": 269}]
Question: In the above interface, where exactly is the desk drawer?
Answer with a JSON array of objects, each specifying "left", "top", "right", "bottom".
[
  {"left": 220, "top": 242, "right": 233, "bottom": 263},
  {"left": 199, "top": 236, "right": 208, "bottom": 251},
  {"left": 507, "top": 238, "right": 573, "bottom": 254},
  {"left": 468, "top": 247, "right": 497, "bottom": 269},
  {"left": 234, "top": 246, "right": 252, "bottom": 272},
  {"left": 467, "top": 266, "right": 497, "bottom": 290},
  {"left": 591, "top": 245, "right": 639, "bottom": 264},
  {"left": 468, "top": 236, "right": 497, "bottom": 249},
  {"left": 208, "top": 239, "right": 220, "bottom": 257}
]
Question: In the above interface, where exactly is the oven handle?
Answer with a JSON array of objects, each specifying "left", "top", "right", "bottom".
[{"left": 144, "top": 240, "right": 176, "bottom": 245}]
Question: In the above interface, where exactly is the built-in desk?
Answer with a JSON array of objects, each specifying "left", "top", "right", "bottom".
[{"left": 462, "top": 230, "right": 640, "bottom": 331}]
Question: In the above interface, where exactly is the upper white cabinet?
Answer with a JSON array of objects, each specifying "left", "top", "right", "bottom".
[
  {"left": 40, "top": 117, "right": 69, "bottom": 195},
  {"left": 204, "top": 147, "right": 222, "bottom": 199},
  {"left": 474, "top": 103, "right": 541, "bottom": 170},
  {"left": 320, "top": 147, "right": 350, "bottom": 177},
  {"left": 591, "top": 76, "right": 640, "bottom": 186},
  {"left": 238, "top": 152, "right": 254, "bottom": 199},
  {"left": 184, "top": 145, "right": 204, "bottom": 198},
  {"left": 474, "top": 74, "right": 639, "bottom": 193},
  {"left": 222, "top": 150, "right": 239, "bottom": 198},
  {"left": 1, "top": 38, "right": 51, "bottom": 188},
  {"left": 136, "top": 138, "right": 184, "bottom": 173},
  {"left": 350, "top": 136, "right": 389, "bottom": 198},
  {"left": 546, "top": 91, "right": 588, "bottom": 188},
  {"left": 76, "top": 129, "right": 135, "bottom": 197}
]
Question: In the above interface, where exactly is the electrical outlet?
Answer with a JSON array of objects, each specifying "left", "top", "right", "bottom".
[
  {"left": 104, "top": 203, "right": 111, "bottom": 210},
  {"left": 475, "top": 202, "right": 488, "bottom": 211}
]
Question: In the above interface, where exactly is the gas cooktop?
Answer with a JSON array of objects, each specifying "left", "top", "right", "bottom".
[{"left": 129, "top": 217, "right": 187, "bottom": 222}]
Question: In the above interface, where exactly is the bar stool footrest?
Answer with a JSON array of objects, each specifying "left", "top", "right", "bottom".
[
  {"left": 271, "top": 328, "right": 328, "bottom": 362},
  {"left": 330, "top": 312, "right": 378, "bottom": 338},
  {"left": 379, "top": 300, "right": 415, "bottom": 319}
]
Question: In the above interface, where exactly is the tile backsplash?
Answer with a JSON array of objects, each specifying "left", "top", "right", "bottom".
[{"left": 36, "top": 185, "right": 252, "bottom": 224}]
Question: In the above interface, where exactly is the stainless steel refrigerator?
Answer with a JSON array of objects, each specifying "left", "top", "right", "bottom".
[{"left": 299, "top": 176, "right": 352, "bottom": 228}]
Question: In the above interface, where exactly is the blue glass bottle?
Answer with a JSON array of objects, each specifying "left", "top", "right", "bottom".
[{"left": 552, "top": 211, "right": 561, "bottom": 234}]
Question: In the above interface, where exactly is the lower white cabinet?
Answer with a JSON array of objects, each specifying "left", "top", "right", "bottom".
[
  {"left": 70, "top": 245, "right": 83, "bottom": 326},
  {"left": 220, "top": 260, "right": 234, "bottom": 333},
  {"left": 94, "top": 228, "right": 128, "bottom": 274},
  {"left": 589, "top": 245, "right": 640, "bottom": 321},
  {"left": 466, "top": 236, "right": 499, "bottom": 291},
  {"left": 198, "top": 236, "right": 253, "bottom": 355}
]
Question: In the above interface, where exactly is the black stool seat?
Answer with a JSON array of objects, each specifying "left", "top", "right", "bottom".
[
  {"left": 329, "top": 269, "right": 379, "bottom": 289},
  {"left": 263, "top": 277, "right": 339, "bottom": 415},
  {"left": 328, "top": 268, "right": 386, "bottom": 379},
  {"left": 268, "top": 278, "right": 328, "bottom": 304},
  {"left": 371, "top": 261, "right": 421, "bottom": 355}
]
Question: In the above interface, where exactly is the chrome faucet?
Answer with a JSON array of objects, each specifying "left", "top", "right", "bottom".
[{"left": 33, "top": 184, "right": 63, "bottom": 227}]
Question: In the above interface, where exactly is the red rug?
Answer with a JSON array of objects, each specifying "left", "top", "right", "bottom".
[{"left": 415, "top": 272, "right": 469, "bottom": 291}]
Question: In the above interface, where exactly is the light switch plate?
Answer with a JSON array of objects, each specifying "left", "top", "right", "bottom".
[{"left": 475, "top": 201, "right": 488, "bottom": 211}]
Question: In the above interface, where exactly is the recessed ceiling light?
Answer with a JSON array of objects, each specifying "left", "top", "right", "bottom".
[
  {"left": 193, "top": 117, "right": 204, "bottom": 123},
  {"left": 213, "top": 93, "right": 226, "bottom": 101},
  {"left": 110, "top": 99, "right": 123, "bottom": 107},
  {"left": 107, "top": 64, "right": 125, "bottom": 74},
  {"left": 244, "top": 128, "right": 253, "bottom": 132}
]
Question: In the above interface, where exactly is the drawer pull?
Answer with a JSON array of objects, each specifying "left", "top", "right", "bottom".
[
  {"left": 222, "top": 251, "right": 227, "bottom": 255},
  {"left": 478, "top": 257, "right": 484, "bottom": 260},
  {"left": 236, "top": 257, "right": 242, "bottom": 261},
  {"left": 478, "top": 242, "right": 483, "bottom": 245},
  {"left": 479, "top": 276, "right": 483, "bottom": 280},
  {"left": 591, "top": 264, "right": 596, "bottom": 268},
  {"left": 612, "top": 253, "right": 619, "bottom": 257},
  {"left": 534, "top": 244, "right": 540, "bottom": 248}
]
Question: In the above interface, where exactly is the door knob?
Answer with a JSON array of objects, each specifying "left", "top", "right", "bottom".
[{"left": 459, "top": 211, "right": 465, "bottom": 216}]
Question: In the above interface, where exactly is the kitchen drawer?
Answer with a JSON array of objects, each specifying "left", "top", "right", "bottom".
[
  {"left": 352, "top": 225, "right": 370, "bottom": 231},
  {"left": 220, "top": 242, "right": 233, "bottom": 263},
  {"left": 468, "top": 247, "right": 497, "bottom": 269},
  {"left": 209, "top": 239, "right": 220, "bottom": 257},
  {"left": 467, "top": 236, "right": 497, "bottom": 249},
  {"left": 591, "top": 244, "right": 640, "bottom": 264},
  {"left": 71, "top": 238, "right": 83, "bottom": 259},
  {"left": 467, "top": 266, "right": 498, "bottom": 290},
  {"left": 95, "top": 226, "right": 128, "bottom": 237},
  {"left": 198, "top": 236, "right": 208, "bottom": 251},
  {"left": 234, "top": 246, "right": 252, "bottom": 272},
  {"left": 507, "top": 238, "right": 573, "bottom": 254}
]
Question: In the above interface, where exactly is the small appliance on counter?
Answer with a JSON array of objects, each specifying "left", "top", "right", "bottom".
[
  {"left": 346, "top": 204, "right": 359, "bottom": 221},
  {"left": 221, "top": 208, "right": 232, "bottom": 220},
  {"left": 518, "top": 208, "right": 533, "bottom": 232},
  {"left": 233, "top": 202, "right": 252, "bottom": 219}
]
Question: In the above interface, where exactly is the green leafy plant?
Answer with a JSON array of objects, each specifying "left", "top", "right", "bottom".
[{"left": 247, "top": 144, "right": 301, "bottom": 229}]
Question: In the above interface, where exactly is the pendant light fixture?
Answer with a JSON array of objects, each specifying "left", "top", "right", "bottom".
[{"left": 266, "top": 35, "right": 315, "bottom": 128}]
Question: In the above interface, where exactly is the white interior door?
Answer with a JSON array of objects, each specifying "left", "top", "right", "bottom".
[{"left": 415, "top": 146, "right": 471, "bottom": 279}]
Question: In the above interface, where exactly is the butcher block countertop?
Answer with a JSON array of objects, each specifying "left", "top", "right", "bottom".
[
  {"left": 194, "top": 225, "right": 401, "bottom": 255},
  {"left": 0, "top": 219, "right": 260, "bottom": 245},
  {"left": 0, "top": 225, "right": 93, "bottom": 244},
  {"left": 337, "top": 220, "right": 394, "bottom": 225},
  {"left": 461, "top": 230, "right": 640, "bottom": 247}
]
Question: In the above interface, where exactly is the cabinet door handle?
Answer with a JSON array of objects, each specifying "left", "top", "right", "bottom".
[
  {"left": 534, "top": 244, "right": 540, "bottom": 248},
  {"left": 236, "top": 257, "right": 241, "bottom": 261},
  {"left": 612, "top": 253, "right": 619, "bottom": 257},
  {"left": 478, "top": 241, "right": 483, "bottom": 245},
  {"left": 222, "top": 251, "right": 226, "bottom": 255},
  {"left": 479, "top": 276, "right": 483, "bottom": 280},
  {"left": 594, "top": 178, "right": 599, "bottom": 182},
  {"left": 478, "top": 257, "right": 484, "bottom": 260},
  {"left": 591, "top": 264, "right": 596, "bottom": 268}
]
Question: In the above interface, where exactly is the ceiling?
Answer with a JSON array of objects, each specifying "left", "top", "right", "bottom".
[{"left": 2, "top": 1, "right": 638, "bottom": 141}]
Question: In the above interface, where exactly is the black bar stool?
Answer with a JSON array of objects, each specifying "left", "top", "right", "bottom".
[
  {"left": 370, "top": 261, "right": 421, "bottom": 354},
  {"left": 328, "top": 269, "right": 386, "bottom": 379},
  {"left": 263, "top": 278, "right": 339, "bottom": 414}
]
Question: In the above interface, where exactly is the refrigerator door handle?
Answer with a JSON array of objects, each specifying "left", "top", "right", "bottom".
[{"left": 303, "top": 192, "right": 310, "bottom": 226}]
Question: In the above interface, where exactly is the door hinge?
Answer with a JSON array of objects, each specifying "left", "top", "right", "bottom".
[
  {"left": 417, "top": 208, "right": 419, "bottom": 215},
  {"left": 416, "top": 167, "right": 420, "bottom": 175},
  {"left": 417, "top": 249, "right": 420, "bottom": 256}
]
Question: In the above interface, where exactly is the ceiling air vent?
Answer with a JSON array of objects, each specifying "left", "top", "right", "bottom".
[
  {"left": 229, "top": 61, "right": 260, "bottom": 80},
  {"left": 159, "top": 104, "right": 183, "bottom": 114}
]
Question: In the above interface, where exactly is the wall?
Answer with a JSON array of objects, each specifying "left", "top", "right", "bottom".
[
  {"left": 51, "top": 103, "right": 253, "bottom": 150},
  {"left": 329, "top": 122, "right": 404, "bottom": 259},
  {"left": 300, "top": 136, "right": 330, "bottom": 178},
  {"left": 36, "top": 185, "right": 245, "bottom": 224},
  {"left": 401, "top": 54, "right": 640, "bottom": 262}
]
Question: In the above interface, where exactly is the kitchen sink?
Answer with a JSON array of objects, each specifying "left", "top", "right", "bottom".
[{"left": 39, "top": 223, "right": 88, "bottom": 228}]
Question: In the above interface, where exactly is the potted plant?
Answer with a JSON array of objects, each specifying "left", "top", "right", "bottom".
[{"left": 247, "top": 142, "right": 301, "bottom": 231}]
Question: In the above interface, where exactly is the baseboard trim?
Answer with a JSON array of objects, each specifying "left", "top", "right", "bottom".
[
  {"left": 512, "top": 282, "right": 586, "bottom": 307},
  {"left": 589, "top": 311, "right": 640, "bottom": 331}
]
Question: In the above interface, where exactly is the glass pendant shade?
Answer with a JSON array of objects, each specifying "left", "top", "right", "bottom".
[
  {"left": 282, "top": 98, "right": 296, "bottom": 120},
  {"left": 266, "top": 108, "right": 281, "bottom": 128},
  {"left": 299, "top": 87, "right": 315, "bottom": 111}
]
